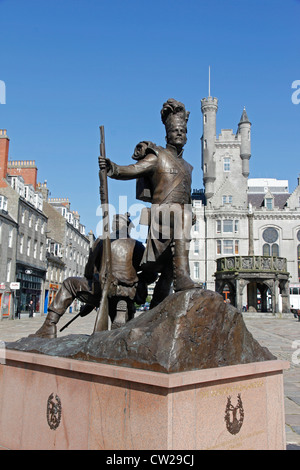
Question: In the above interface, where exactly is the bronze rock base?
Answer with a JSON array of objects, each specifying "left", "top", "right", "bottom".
[{"left": 6, "top": 289, "right": 275, "bottom": 373}]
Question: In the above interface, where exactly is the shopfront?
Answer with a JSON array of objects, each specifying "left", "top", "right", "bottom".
[{"left": 15, "top": 264, "right": 46, "bottom": 315}]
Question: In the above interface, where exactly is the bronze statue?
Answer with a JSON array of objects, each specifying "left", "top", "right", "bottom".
[
  {"left": 10, "top": 99, "right": 275, "bottom": 374},
  {"left": 99, "top": 99, "right": 200, "bottom": 308},
  {"left": 31, "top": 213, "right": 154, "bottom": 338}
]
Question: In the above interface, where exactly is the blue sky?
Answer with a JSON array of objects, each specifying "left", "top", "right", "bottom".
[{"left": 0, "top": 0, "right": 299, "bottom": 236}]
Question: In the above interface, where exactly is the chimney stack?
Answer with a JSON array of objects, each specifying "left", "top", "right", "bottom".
[{"left": 0, "top": 129, "right": 9, "bottom": 187}]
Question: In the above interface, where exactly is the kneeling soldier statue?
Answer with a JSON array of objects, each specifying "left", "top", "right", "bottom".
[{"left": 31, "top": 213, "right": 154, "bottom": 339}]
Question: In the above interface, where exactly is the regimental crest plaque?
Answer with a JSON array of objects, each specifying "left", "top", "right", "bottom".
[
  {"left": 224, "top": 393, "right": 244, "bottom": 435},
  {"left": 47, "top": 393, "right": 62, "bottom": 430}
]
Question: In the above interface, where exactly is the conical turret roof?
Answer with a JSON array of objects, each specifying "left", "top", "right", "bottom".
[{"left": 239, "top": 107, "right": 251, "bottom": 124}]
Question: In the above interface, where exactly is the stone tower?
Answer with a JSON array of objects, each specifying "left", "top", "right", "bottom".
[
  {"left": 237, "top": 107, "right": 251, "bottom": 178},
  {"left": 201, "top": 96, "right": 218, "bottom": 200},
  {"left": 200, "top": 96, "right": 251, "bottom": 210}
]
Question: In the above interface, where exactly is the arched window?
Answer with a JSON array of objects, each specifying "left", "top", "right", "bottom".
[{"left": 262, "top": 227, "right": 279, "bottom": 256}]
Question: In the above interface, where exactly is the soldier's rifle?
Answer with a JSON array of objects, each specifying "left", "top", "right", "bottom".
[
  {"left": 93, "top": 125, "right": 113, "bottom": 332},
  {"left": 59, "top": 304, "right": 95, "bottom": 332}
]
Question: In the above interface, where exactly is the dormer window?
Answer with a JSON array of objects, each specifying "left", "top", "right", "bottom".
[
  {"left": 265, "top": 198, "right": 273, "bottom": 210},
  {"left": 264, "top": 190, "right": 274, "bottom": 210}
]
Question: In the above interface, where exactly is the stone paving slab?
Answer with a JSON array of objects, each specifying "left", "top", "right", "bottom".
[
  {"left": 0, "top": 311, "right": 300, "bottom": 450},
  {"left": 244, "top": 315, "right": 300, "bottom": 450}
]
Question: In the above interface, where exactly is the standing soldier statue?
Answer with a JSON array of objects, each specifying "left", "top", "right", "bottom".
[{"left": 99, "top": 99, "right": 201, "bottom": 308}]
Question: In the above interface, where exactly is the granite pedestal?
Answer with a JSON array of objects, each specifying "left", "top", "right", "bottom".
[{"left": 0, "top": 348, "right": 289, "bottom": 450}]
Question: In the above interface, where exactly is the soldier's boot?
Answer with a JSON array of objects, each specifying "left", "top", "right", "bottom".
[
  {"left": 29, "top": 278, "right": 79, "bottom": 339},
  {"left": 29, "top": 311, "right": 61, "bottom": 339},
  {"left": 172, "top": 240, "right": 201, "bottom": 292}
]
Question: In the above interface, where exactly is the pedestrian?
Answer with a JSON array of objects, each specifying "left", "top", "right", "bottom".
[
  {"left": 291, "top": 305, "right": 298, "bottom": 319},
  {"left": 28, "top": 300, "right": 34, "bottom": 318}
]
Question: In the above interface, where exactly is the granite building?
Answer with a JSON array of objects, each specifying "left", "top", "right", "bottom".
[
  {"left": 0, "top": 130, "right": 48, "bottom": 317},
  {"left": 38, "top": 182, "right": 92, "bottom": 314},
  {"left": 0, "top": 192, "right": 18, "bottom": 318},
  {"left": 0, "top": 130, "right": 92, "bottom": 318},
  {"left": 189, "top": 95, "right": 300, "bottom": 313}
]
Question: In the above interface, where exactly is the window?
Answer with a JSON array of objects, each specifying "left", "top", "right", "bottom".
[
  {"left": 61, "top": 207, "right": 67, "bottom": 218},
  {"left": 29, "top": 214, "right": 32, "bottom": 228},
  {"left": 8, "top": 227, "right": 13, "bottom": 248},
  {"left": 21, "top": 208, "right": 25, "bottom": 224},
  {"left": 222, "top": 195, "right": 232, "bottom": 205},
  {"left": 40, "top": 243, "right": 43, "bottom": 261},
  {"left": 262, "top": 227, "right": 279, "bottom": 256},
  {"left": 223, "top": 220, "right": 233, "bottom": 233},
  {"left": 217, "top": 219, "right": 238, "bottom": 234},
  {"left": 0, "top": 195, "right": 8, "bottom": 211},
  {"left": 6, "top": 259, "right": 11, "bottom": 282},
  {"left": 217, "top": 240, "right": 237, "bottom": 255},
  {"left": 223, "top": 240, "right": 234, "bottom": 255},
  {"left": 194, "top": 240, "right": 199, "bottom": 255},
  {"left": 20, "top": 234, "right": 24, "bottom": 254},
  {"left": 33, "top": 240, "right": 37, "bottom": 258},
  {"left": 265, "top": 198, "right": 273, "bottom": 210},
  {"left": 27, "top": 238, "right": 31, "bottom": 256},
  {"left": 194, "top": 262, "right": 200, "bottom": 279},
  {"left": 223, "top": 157, "right": 230, "bottom": 172}
]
